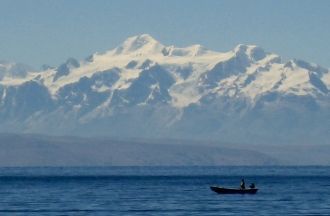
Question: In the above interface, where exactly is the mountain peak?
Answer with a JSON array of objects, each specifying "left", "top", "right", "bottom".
[
  {"left": 134, "top": 34, "right": 157, "bottom": 41},
  {"left": 233, "top": 44, "right": 267, "bottom": 61},
  {"left": 0, "top": 61, "right": 32, "bottom": 79},
  {"left": 114, "top": 34, "right": 164, "bottom": 55}
]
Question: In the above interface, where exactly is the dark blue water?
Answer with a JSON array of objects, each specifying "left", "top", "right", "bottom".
[{"left": 0, "top": 167, "right": 329, "bottom": 215}]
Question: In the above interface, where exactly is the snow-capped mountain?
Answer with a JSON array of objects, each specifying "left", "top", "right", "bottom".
[
  {"left": 0, "top": 34, "right": 329, "bottom": 144},
  {"left": 0, "top": 60, "right": 32, "bottom": 80}
]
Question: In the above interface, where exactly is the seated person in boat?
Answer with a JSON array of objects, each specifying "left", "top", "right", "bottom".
[
  {"left": 249, "top": 183, "right": 256, "bottom": 189},
  {"left": 240, "top": 179, "right": 245, "bottom": 189}
]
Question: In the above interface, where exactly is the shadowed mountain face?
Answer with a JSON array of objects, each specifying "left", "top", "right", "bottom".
[{"left": 0, "top": 34, "right": 330, "bottom": 145}]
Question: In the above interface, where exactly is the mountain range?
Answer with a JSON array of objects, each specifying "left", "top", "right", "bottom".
[{"left": 1, "top": 34, "right": 329, "bottom": 145}]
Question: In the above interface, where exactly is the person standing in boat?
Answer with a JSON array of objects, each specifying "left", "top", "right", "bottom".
[{"left": 240, "top": 179, "right": 245, "bottom": 189}]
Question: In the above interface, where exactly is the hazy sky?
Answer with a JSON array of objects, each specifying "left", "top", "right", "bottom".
[{"left": 1, "top": 0, "right": 330, "bottom": 68}]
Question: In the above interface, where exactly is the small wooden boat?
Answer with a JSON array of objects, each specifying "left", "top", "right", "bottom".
[{"left": 210, "top": 186, "right": 258, "bottom": 194}]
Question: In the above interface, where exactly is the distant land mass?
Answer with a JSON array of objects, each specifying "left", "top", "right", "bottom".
[
  {"left": 0, "top": 134, "right": 277, "bottom": 166},
  {"left": 1, "top": 134, "right": 330, "bottom": 166},
  {"left": 0, "top": 34, "right": 330, "bottom": 145}
]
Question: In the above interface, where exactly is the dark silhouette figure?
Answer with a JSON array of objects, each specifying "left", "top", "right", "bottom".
[
  {"left": 240, "top": 179, "right": 245, "bottom": 190},
  {"left": 249, "top": 183, "right": 256, "bottom": 189}
]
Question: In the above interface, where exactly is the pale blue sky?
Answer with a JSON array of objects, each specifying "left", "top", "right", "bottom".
[{"left": 1, "top": 0, "right": 330, "bottom": 68}]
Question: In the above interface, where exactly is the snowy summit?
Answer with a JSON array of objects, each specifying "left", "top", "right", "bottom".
[{"left": 0, "top": 34, "right": 329, "bottom": 144}]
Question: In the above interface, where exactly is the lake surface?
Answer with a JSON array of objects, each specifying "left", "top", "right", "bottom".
[{"left": 0, "top": 166, "right": 329, "bottom": 215}]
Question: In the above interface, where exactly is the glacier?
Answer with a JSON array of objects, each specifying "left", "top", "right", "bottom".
[{"left": 0, "top": 34, "right": 329, "bottom": 145}]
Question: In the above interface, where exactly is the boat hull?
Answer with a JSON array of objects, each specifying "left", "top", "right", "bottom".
[{"left": 210, "top": 186, "right": 258, "bottom": 194}]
